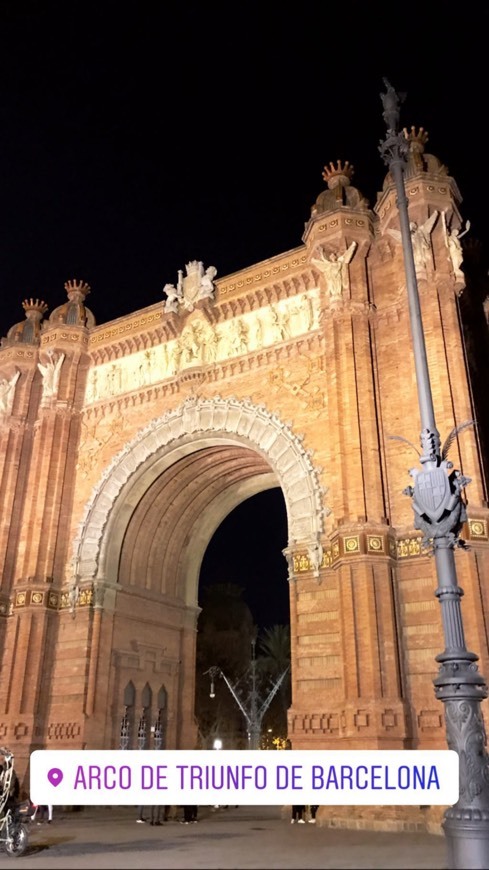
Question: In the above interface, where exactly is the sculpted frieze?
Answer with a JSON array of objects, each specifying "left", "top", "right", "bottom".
[{"left": 84, "top": 290, "right": 320, "bottom": 406}]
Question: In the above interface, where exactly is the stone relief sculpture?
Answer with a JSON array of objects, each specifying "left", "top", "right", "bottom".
[
  {"left": 163, "top": 261, "right": 218, "bottom": 313},
  {"left": 218, "top": 325, "right": 234, "bottom": 359},
  {"left": 253, "top": 316, "right": 263, "bottom": 349},
  {"left": 87, "top": 346, "right": 170, "bottom": 402},
  {"left": 105, "top": 364, "right": 122, "bottom": 396},
  {"left": 290, "top": 294, "right": 314, "bottom": 333},
  {"left": 205, "top": 326, "right": 220, "bottom": 363},
  {"left": 312, "top": 241, "right": 357, "bottom": 299},
  {"left": 232, "top": 319, "right": 249, "bottom": 355},
  {"left": 136, "top": 349, "right": 154, "bottom": 386},
  {"left": 0, "top": 370, "right": 20, "bottom": 416},
  {"left": 143, "top": 349, "right": 154, "bottom": 382},
  {"left": 90, "top": 369, "right": 99, "bottom": 402},
  {"left": 301, "top": 293, "right": 314, "bottom": 331},
  {"left": 170, "top": 339, "right": 183, "bottom": 374},
  {"left": 181, "top": 323, "right": 203, "bottom": 364},
  {"left": 161, "top": 343, "right": 169, "bottom": 374},
  {"left": 280, "top": 308, "right": 291, "bottom": 340},
  {"left": 37, "top": 350, "right": 65, "bottom": 400},
  {"left": 77, "top": 416, "right": 126, "bottom": 479},
  {"left": 269, "top": 305, "right": 291, "bottom": 342}
]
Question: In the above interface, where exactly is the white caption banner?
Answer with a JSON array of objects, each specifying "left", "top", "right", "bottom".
[{"left": 30, "top": 749, "right": 459, "bottom": 806}]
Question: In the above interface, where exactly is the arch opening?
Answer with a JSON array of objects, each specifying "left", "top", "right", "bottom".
[
  {"left": 195, "top": 488, "right": 291, "bottom": 750},
  {"left": 73, "top": 398, "right": 324, "bottom": 751}
]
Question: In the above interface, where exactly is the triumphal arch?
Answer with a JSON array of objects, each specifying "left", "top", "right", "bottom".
[{"left": 1, "top": 130, "right": 488, "bottom": 813}]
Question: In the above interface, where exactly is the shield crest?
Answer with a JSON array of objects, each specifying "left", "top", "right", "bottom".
[
  {"left": 182, "top": 261, "right": 204, "bottom": 309},
  {"left": 413, "top": 468, "right": 451, "bottom": 522}
]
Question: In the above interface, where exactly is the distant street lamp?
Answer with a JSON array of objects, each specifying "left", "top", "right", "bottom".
[
  {"left": 153, "top": 711, "right": 164, "bottom": 751},
  {"left": 137, "top": 708, "right": 148, "bottom": 751},
  {"left": 120, "top": 707, "right": 131, "bottom": 751},
  {"left": 379, "top": 79, "right": 489, "bottom": 870},
  {"left": 205, "top": 640, "right": 289, "bottom": 750}
]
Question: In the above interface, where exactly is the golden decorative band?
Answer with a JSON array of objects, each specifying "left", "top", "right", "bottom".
[
  {"left": 291, "top": 519, "right": 488, "bottom": 573},
  {"left": 0, "top": 585, "right": 94, "bottom": 614}
]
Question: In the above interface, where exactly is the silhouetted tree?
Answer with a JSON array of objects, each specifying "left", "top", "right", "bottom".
[{"left": 257, "top": 624, "right": 291, "bottom": 742}]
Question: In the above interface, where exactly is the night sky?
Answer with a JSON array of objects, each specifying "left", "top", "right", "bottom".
[
  {"left": 0, "top": 3, "right": 487, "bottom": 627},
  {"left": 199, "top": 489, "right": 289, "bottom": 630}
]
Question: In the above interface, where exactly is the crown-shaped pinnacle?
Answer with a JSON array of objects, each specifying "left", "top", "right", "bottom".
[
  {"left": 322, "top": 160, "right": 355, "bottom": 189},
  {"left": 22, "top": 298, "right": 48, "bottom": 316},
  {"left": 403, "top": 126, "right": 429, "bottom": 151},
  {"left": 64, "top": 279, "right": 91, "bottom": 300}
]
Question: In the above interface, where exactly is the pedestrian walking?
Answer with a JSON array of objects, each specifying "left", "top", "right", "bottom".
[
  {"left": 34, "top": 805, "right": 53, "bottom": 824},
  {"left": 136, "top": 805, "right": 146, "bottom": 823},
  {"left": 291, "top": 805, "right": 305, "bottom": 824},
  {"left": 150, "top": 805, "right": 163, "bottom": 825},
  {"left": 308, "top": 805, "right": 319, "bottom": 824},
  {"left": 182, "top": 805, "right": 198, "bottom": 823}
]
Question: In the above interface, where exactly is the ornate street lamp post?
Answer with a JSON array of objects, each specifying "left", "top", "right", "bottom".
[{"left": 379, "top": 79, "right": 489, "bottom": 869}]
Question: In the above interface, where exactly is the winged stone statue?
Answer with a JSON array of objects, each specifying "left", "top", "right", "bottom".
[
  {"left": 387, "top": 212, "right": 439, "bottom": 274},
  {"left": 312, "top": 241, "right": 357, "bottom": 299}
]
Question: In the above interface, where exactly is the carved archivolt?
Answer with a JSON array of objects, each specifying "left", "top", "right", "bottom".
[{"left": 71, "top": 396, "right": 327, "bottom": 582}]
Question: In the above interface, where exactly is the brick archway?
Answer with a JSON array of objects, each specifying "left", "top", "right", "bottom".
[
  {"left": 66, "top": 396, "right": 327, "bottom": 753},
  {"left": 72, "top": 396, "right": 327, "bottom": 593}
]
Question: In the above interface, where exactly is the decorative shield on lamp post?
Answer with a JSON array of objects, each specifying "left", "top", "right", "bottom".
[{"left": 413, "top": 467, "right": 452, "bottom": 523}]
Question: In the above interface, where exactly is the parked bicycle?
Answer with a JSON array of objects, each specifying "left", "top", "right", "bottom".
[{"left": 0, "top": 748, "right": 29, "bottom": 857}]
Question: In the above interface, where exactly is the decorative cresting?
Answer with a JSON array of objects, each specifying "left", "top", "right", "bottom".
[
  {"left": 71, "top": 396, "right": 327, "bottom": 583},
  {"left": 322, "top": 159, "right": 356, "bottom": 188}
]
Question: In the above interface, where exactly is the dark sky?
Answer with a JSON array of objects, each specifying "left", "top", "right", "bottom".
[
  {"left": 199, "top": 489, "right": 289, "bottom": 631},
  {"left": 0, "top": 3, "right": 487, "bottom": 628},
  {"left": 1, "top": 2, "right": 487, "bottom": 339}
]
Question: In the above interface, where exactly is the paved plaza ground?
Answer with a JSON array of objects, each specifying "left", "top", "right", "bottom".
[{"left": 0, "top": 805, "right": 448, "bottom": 869}]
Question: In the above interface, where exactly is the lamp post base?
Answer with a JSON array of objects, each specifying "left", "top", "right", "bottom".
[{"left": 444, "top": 813, "right": 489, "bottom": 870}]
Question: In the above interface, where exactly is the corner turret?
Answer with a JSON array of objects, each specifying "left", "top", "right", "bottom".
[
  {"left": 303, "top": 160, "right": 374, "bottom": 252},
  {"left": 1, "top": 298, "right": 48, "bottom": 347},
  {"left": 48, "top": 280, "right": 95, "bottom": 328}
]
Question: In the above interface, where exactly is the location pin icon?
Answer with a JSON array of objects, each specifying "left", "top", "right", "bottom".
[{"left": 47, "top": 768, "right": 63, "bottom": 787}]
